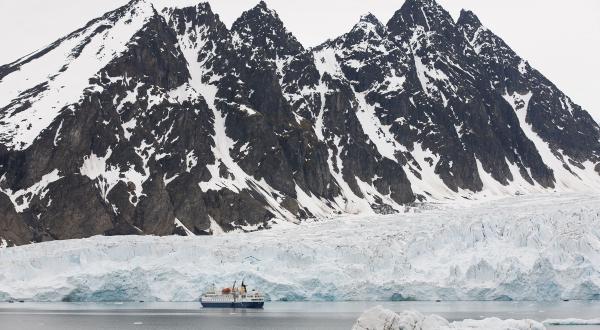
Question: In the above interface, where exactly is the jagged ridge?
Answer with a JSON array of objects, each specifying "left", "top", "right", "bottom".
[{"left": 0, "top": 0, "right": 599, "bottom": 246}]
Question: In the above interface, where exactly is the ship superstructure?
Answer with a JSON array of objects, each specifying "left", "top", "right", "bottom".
[{"left": 200, "top": 280, "right": 265, "bottom": 308}]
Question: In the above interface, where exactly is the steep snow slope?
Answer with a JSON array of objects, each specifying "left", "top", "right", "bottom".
[
  {"left": 0, "top": 0, "right": 156, "bottom": 150},
  {"left": 1, "top": 193, "right": 599, "bottom": 302}
]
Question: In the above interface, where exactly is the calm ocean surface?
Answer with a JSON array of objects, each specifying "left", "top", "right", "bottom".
[{"left": 0, "top": 301, "right": 598, "bottom": 330}]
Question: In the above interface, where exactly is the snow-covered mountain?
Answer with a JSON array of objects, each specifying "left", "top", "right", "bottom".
[{"left": 1, "top": 0, "right": 599, "bottom": 246}]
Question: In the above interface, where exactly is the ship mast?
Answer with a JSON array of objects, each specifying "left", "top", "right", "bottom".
[{"left": 232, "top": 280, "right": 237, "bottom": 303}]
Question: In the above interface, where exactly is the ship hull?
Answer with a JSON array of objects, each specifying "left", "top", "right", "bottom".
[{"left": 201, "top": 301, "right": 264, "bottom": 308}]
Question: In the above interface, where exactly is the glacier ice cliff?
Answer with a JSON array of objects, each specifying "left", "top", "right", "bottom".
[{"left": 0, "top": 193, "right": 599, "bottom": 302}]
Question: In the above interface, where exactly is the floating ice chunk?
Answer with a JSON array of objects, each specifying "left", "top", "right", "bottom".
[
  {"left": 353, "top": 306, "right": 546, "bottom": 330},
  {"left": 543, "top": 318, "right": 600, "bottom": 325},
  {"left": 352, "top": 306, "right": 450, "bottom": 330}
]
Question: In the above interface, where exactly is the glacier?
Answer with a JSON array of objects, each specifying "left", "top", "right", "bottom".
[
  {"left": 352, "top": 306, "right": 546, "bottom": 330},
  {"left": 0, "top": 193, "right": 599, "bottom": 302}
]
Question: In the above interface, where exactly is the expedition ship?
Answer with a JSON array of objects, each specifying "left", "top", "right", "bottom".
[{"left": 200, "top": 280, "right": 265, "bottom": 308}]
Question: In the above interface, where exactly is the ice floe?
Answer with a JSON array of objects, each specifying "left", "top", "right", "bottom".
[{"left": 352, "top": 306, "right": 546, "bottom": 330}]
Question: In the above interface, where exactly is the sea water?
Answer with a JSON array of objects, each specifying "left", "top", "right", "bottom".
[{"left": 0, "top": 301, "right": 598, "bottom": 329}]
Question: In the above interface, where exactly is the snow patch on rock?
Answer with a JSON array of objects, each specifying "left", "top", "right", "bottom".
[
  {"left": 0, "top": 169, "right": 62, "bottom": 212},
  {"left": 504, "top": 91, "right": 600, "bottom": 191}
]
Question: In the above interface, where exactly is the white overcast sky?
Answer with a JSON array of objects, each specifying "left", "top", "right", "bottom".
[{"left": 1, "top": 0, "right": 598, "bottom": 122}]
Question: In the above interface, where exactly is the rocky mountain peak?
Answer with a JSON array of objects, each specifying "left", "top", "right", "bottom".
[
  {"left": 456, "top": 9, "right": 489, "bottom": 55},
  {"left": 126, "top": 0, "right": 156, "bottom": 16},
  {"left": 401, "top": 0, "right": 438, "bottom": 7},
  {"left": 457, "top": 9, "right": 482, "bottom": 31},
  {"left": 231, "top": 1, "right": 303, "bottom": 58},
  {"left": 359, "top": 13, "right": 381, "bottom": 25},
  {"left": 387, "top": 0, "right": 455, "bottom": 35},
  {"left": 241, "top": 0, "right": 276, "bottom": 19},
  {"left": 351, "top": 13, "right": 386, "bottom": 37},
  {"left": 163, "top": 1, "right": 226, "bottom": 36},
  {"left": 388, "top": 0, "right": 478, "bottom": 79},
  {"left": 454, "top": 9, "right": 600, "bottom": 166},
  {"left": 233, "top": 1, "right": 279, "bottom": 29},
  {"left": 320, "top": 11, "right": 390, "bottom": 58},
  {"left": 195, "top": 2, "right": 212, "bottom": 12},
  {"left": 256, "top": 0, "right": 269, "bottom": 10},
  {"left": 125, "top": 0, "right": 148, "bottom": 8},
  {"left": 456, "top": 10, "right": 516, "bottom": 61}
]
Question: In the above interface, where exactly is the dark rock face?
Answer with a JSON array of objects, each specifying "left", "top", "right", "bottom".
[
  {"left": 385, "top": 0, "right": 556, "bottom": 190},
  {"left": 457, "top": 9, "right": 600, "bottom": 169},
  {"left": 231, "top": 1, "right": 304, "bottom": 59},
  {"left": 0, "top": 193, "right": 32, "bottom": 246},
  {"left": 0, "top": 0, "right": 598, "bottom": 245},
  {"left": 39, "top": 176, "right": 115, "bottom": 240}
]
